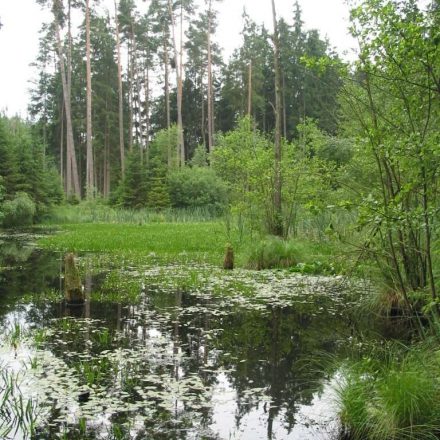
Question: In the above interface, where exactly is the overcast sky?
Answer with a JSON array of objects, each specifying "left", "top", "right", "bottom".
[{"left": 0, "top": 0, "right": 356, "bottom": 117}]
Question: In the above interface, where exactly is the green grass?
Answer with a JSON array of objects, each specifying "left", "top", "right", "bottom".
[
  {"left": 37, "top": 221, "right": 352, "bottom": 273},
  {"left": 245, "top": 236, "right": 347, "bottom": 274},
  {"left": 38, "top": 222, "right": 241, "bottom": 264},
  {"left": 336, "top": 342, "right": 440, "bottom": 440},
  {"left": 42, "top": 202, "right": 219, "bottom": 225}
]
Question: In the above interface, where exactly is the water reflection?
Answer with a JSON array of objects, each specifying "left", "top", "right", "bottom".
[{"left": 0, "top": 234, "right": 353, "bottom": 439}]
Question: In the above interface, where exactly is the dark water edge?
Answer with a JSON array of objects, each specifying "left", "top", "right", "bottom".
[{"left": 0, "top": 231, "right": 374, "bottom": 440}]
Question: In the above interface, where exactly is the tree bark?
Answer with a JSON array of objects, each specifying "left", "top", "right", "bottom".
[
  {"left": 127, "top": 41, "right": 133, "bottom": 151},
  {"left": 144, "top": 66, "right": 150, "bottom": 164},
  {"left": 248, "top": 61, "right": 252, "bottom": 116},
  {"left": 207, "top": 0, "right": 214, "bottom": 153},
  {"left": 114, "top": 0, "right": 125, "bottom": 178},
  {"left": 167, "top": 0, "right": 185, "bottom": 166},
  {"left": 85, "top": 0, "right": 94, "bottom": 196},
  {"left": 53, "top": 1, "right": 81, "bottom": 198},
  {"left": 271, "top": 0, "right": 283, "bottom": 236}
]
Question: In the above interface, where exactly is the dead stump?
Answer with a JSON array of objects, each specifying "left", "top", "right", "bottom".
[
  {"left": 223, "top": 243, "right": 234, "bottom": 270},
  {"left": 64, "top": 253, "right": 84, "bottom": 305}
]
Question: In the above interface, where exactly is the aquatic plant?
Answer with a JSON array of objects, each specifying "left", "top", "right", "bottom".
[{"left": 0, "top": 367, "right": 40, "bottom": 439}]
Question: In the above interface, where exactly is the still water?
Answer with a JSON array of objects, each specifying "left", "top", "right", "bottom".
[{"left": 0, "top": 232, "right": 361, "bottom": 439}]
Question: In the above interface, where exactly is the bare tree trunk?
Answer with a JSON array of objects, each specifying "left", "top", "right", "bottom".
[
  {"left": 86, "top": 0, "right": 94, "bottom": 197},
  {"left": 179, "top": 1, "right": 185, "bottom": 163},
  {"left": 66, "top": 0, "right": 73, "bottom": 196},
  {"left": 248, "top": 61, "right": 252, "bottom": 116},
  {"left": 201, "top": 71, "right": 205, "bottom": 147},
  {"left": 282, "top": 73, "right": 287, "bottom": 138},
  {"left": 207, "top": 0, "right": 214, "bottom": 153},
  {"left": 164, "top": 31, "right": 171, "bottom": 130},
  {"left": 54, "top": 2, "right": 81, "bottom": 198},
  {"left": 115, "top": 0, "right": 125, "bottom": 178},
  {"left": 104, "top": 116, "right": 110, "bottom": 197},
  {"left": 144, "top": 67, "right": 150, "bottom": 164},
  {"left": 271, "top": 0, "right": 283, "bottom": 236},
  {"left": 163, "top": 29, "right": 172, "bottom": 167},
  {"left": 60, "top": 98, "right": 64, "bottom": 190},
  {"left": 132, "top": 31, "right": 144, "bottom": 160},
  {"left": 128, "top": 41, "right": 133, "bottom": 151},
  {"left": 167, "top": 0, "right": 185, "bottom": 166}
]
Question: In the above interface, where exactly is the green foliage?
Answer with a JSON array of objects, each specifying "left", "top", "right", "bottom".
[
  {"left": 190, "top": 144, "right": 208, "bottom": 167},
  {"left": 2, "top": 192, "right": 36, "bottom": 228},
  {"left": 168, "top": 167, "right": 228, "bottom": 213},
  {"left": 147, "top": 176, "right": 171, "bottom": 210},
  {"left": 337, "top": 343, "right": 440, "bottom": 440},
  {"left": 0, "top": 116, "right": 62, "bottom": 225},
  {"left": 246, "top": 237, "right": 298, "bottom": 270},
  {"left": 213, "top": 116, "right": 344, "bottom": 238},
  {"left": 212, "top": 116, "right": 274, "bottom": 232},
  {"left": 340, "top": 0, "right": 440, "bottom": 298},
  {"left": 116, "top": 151, "right": 148, "bottom": 208},
  {"left": 149, "top": 125, "right": 179, "bottom": 170}
]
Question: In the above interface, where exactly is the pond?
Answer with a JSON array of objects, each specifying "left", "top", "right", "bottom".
[{"left": 0, "top": 232, "right": 367, "bottom": 439}]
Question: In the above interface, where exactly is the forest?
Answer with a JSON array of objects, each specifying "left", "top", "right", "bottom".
[{"left": 0, "top": 0, "right": 439, "bottom": 439}]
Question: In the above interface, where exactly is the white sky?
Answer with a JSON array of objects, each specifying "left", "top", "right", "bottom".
[{"left": 0, "top": 0, "right": 356, "bottom": 117}]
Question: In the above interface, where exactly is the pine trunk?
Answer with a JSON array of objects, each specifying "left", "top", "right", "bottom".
[
  {"left": 86, "top": 0, "right": 94, "bottom": 197},
  {"left": 271, "top": 0, "right": 283, "bottom": 237},
  {"left": 248, "top": 61, "right": 252, "bottom": 116},
  {"left": 115, "top": 0, "right": 125, "bottom": 178},
  {"left": 128, "top": 41, "right": 133, "bottom": 151},
  {"left": 167, "top": 0, "right": 185, "bottom": 166},
  {"left": 54, "top": 5, "right": 81, "bottom": 198},
  {"left": 207, "top": 0, "right": 213, "bottom": 154},
  {"left": 144, "top": 67, "right": 150, "bottom": 164}
]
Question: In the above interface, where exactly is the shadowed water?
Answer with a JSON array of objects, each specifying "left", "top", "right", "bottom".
[{"left": 0, "top": 232, "right": 361, "bottom": 439}]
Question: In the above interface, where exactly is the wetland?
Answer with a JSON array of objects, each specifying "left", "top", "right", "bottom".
[{"left": 0, "top": 230, "right": 368, "bottom": 439}]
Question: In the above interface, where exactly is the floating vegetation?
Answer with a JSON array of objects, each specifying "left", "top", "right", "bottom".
[{"left": 0, "top": 232, "right": 368, "bottom": 439}]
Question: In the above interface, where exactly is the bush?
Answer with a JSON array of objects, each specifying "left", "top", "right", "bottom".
[
  {"left": 168, "top": 167, "right": 228, "bottom": 214},
  {"left": 336, "top": 343, "right": 440, "bottom": 440},
  {"left": 2, "top": 192, "right": 36, "bottom": 228},
  {"left": 246, "top": 237, "right": 298, "bottom": 270}
]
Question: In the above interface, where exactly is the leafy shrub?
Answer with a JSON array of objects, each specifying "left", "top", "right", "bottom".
[
  {"left": 247, "top": 237, "right": 298, "bottom": 270},
  {"left": 168, "top": 167, "right": 228, "bottom": 214},
  {"left": 2, "top": 192, "right": 36, "bottom": 228}
]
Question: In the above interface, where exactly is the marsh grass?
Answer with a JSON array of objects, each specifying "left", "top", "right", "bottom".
[
  {"left": 38, "top": 222, "right": 239, "bottom": 265},
  {"left": 336, "top": 342, "right": 440, "bottom": 440},
  {"left": 43, "top": 203, "right": 219, "bottom": 225},
  {"left": 245, "top": 236, "right": 346, "bottom": 274},
  {"left": 0, "top": 367, "right": 39, "bottom": 439}
]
